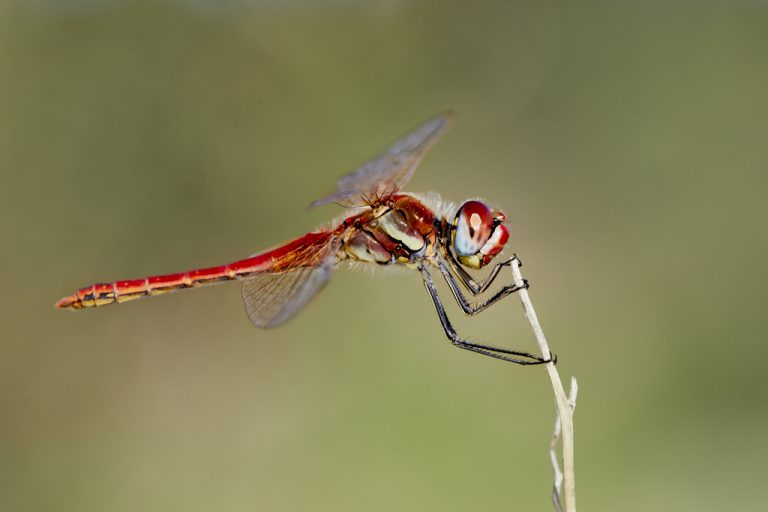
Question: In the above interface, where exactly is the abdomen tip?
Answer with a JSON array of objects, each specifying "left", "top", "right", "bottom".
[{"left": 55, "top": 295, "right": 79, "bottom": 309}]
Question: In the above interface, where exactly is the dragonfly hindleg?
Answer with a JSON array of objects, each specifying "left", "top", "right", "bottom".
[{"left": 419, "top": 265, "right": 552, "bottom": 365}]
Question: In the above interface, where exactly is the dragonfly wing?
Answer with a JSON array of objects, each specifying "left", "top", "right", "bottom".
[
  {"left": 241, "top": 253, "right": 336, "bottom": 328},
  {"left": 308, "top": 111, "right": 453, "bottom": 208}
]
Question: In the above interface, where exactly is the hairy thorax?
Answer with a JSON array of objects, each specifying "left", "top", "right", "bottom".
[{"left": 340, "top": 194, "right": 439, "bottom": 267}]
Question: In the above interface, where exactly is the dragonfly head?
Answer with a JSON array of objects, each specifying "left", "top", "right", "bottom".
[{"left": 451, "top": 200, "right": 509, "bottom": 269}]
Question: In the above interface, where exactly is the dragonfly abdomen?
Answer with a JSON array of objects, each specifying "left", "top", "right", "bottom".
[
  {"left": 55, "top": 231, "right": 340, "bottom": 310},
  {"left": 55, "top": 266, "right": 237, "bottom": 310}
]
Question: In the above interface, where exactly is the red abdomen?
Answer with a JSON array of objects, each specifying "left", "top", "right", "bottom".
[{"left": 56, "top": 231, "right": 337, "bottom": 310}]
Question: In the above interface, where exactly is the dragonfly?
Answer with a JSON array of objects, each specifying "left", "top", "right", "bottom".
[{"left": 56, "top": 112, "right": 553, "bottom": 365}]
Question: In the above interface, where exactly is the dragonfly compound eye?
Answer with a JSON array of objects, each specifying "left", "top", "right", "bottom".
[{"left": 452, "top": 200, "right": 509, "bottom": 269}]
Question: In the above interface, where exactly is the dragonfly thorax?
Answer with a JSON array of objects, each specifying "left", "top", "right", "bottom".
[
  {"left": 450, "top": 200, "right": 509, "bottom": 269},
  {"left": 341, "top": 194, "right": 438, "bottom": 266}
]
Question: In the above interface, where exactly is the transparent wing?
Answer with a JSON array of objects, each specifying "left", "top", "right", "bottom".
[
  {"left": 308, "top": 111, "right": 453, "bottom": 208},
  {"left": 241, "top": 253, "right": 336, "bottom": 328}
]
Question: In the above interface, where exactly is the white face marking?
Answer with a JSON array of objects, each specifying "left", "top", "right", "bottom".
[{"left": 480, "top": 225, "right": 504, "bottom": 255}]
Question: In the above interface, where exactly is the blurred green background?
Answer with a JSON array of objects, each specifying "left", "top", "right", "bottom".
[{"left": 1, "top": 0, "right": 767, "bottom": 510}]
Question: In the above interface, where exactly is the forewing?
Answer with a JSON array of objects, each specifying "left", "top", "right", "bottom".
[
  {"left": 241, "top": 253, "right": 336, "bottom": 329},
  {"left": 308, "top": 112, "right": 453, "bottom": 208}
]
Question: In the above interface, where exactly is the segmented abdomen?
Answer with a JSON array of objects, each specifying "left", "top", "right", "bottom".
[
  {"left": 56, "top": 231, "right": 338, "bottom": 310},
  {"left": 56, "top": 267, "right": 234, "bottom": 309}
]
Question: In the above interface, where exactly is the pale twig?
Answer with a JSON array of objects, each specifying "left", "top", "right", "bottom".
[
  {"left": 550, "top": 377, "right": 578, "bottom": 512},
  {"left": 510, "top": 258, "right": 577, "bottom": 512}
]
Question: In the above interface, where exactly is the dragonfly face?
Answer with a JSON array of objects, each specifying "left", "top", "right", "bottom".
[{"left": 451, "top": 200, "right": 509, "bottom": 270}]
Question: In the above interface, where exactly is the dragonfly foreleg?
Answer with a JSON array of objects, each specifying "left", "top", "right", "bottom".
[
  {"left": 443, "top": 251, "right": 520, "bottom": 296},
  {"left": 419, "top": 265, "right": 552, "bottom": 365},
  {"left": 436, "top": 260, "right": 527, "bottom": 316}
]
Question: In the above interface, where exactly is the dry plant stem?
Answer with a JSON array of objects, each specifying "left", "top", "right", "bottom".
[
  {"left": 510, "top": 259, "right": 576, "bottom": 512},
  {"left": 550, "top": 378, "right": 578, "bottom": 512}
]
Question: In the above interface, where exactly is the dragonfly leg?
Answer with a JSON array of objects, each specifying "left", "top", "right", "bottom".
[
  {"left": 420, "top": 266, "right": 553, "bottom": 365},
  {"left": 436, "top": 260, "right": 527, "bottom": 316},
  {"left": 442, "top": 251, "right": 520, "bottom": 295}
]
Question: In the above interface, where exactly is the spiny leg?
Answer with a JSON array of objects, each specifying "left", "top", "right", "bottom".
[
  {"left": 436, "top": 260, "right": 528, "bottom": 316},
  {"left": 419, "top": 265, "right": 553, "bottom": 365}
]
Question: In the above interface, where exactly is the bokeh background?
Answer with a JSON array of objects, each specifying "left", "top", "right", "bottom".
[{"left": 2, "top": 0, "right": 767, "bottom": 510}]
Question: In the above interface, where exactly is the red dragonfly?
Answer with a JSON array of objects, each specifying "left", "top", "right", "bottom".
[{"left": 57, "top": 113, "right": 552, "bottom": 365}]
